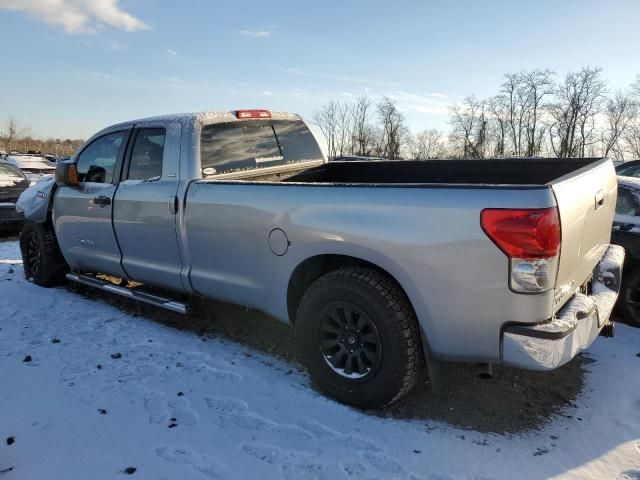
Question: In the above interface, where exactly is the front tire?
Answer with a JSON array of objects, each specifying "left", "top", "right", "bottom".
[
  {"left": 20, "top": 221, "right": 68, "bottom": 287},
  {"left": 296, "top": 267, "right": 423, "bottom": 409}
]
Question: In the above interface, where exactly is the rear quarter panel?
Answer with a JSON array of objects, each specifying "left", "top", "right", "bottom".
[{"left": 184, "top": 182, "right": 558, "bottom": 361}]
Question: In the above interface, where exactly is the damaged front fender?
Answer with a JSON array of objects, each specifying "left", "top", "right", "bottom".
[{"left": 16, "top": 175, "right": 56, "bottom": 224}]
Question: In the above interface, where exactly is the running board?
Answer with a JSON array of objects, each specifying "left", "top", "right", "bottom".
[{"left": 66, "top": 273, "right": 189, "bottom": 314}]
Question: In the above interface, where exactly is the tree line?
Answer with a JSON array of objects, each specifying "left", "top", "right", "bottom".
[
  {"left": 313, "top": 66, "right": 640, "bottom": 160},
  {"left": 0, "top": 115, "right": 83, "bottom": 157}
]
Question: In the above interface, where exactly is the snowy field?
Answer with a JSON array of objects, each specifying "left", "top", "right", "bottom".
[{"left": 0, "top": 238, "right": 639, "bottom": 480}]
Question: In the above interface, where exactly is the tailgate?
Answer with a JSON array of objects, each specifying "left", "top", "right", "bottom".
[{"left": 551, "top": 159, "right": 617, "bottom": 310}]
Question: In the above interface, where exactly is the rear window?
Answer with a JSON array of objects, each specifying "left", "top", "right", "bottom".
[{"left": 200, "top": 120, "right": 323, "bottom": 176}]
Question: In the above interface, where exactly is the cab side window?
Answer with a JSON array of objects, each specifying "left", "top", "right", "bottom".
[
  {"left": 76, "top": 131, "right": 125, "bottom": 184},
  {"left": 127, "top": 128, "right": 165, "bottom": 181}
]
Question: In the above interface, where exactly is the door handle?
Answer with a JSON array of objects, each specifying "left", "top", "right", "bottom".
[
  {"left": 168, "top": 196, "right": 178, "bottom": 215},
  {"left": 594, "top": 190, "right": 604, "bottom": 210},
  {"left": 93, "top": 195, "right": 111, "bottom": 207}
]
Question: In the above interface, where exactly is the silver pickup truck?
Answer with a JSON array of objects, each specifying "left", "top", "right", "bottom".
[{"left": 16, "top": 109, "right": 624, "bottom": 408}]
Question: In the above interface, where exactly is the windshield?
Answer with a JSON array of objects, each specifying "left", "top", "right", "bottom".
[
  {"left": 200, "top": 120, "right": 324, "bottom": 176},
  {"left": 0, "top": 163, "right": 27, "bottom": 183}
]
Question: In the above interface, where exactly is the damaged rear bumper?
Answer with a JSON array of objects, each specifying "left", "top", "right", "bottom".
[{"left": 501, "top": 244, "right": 624, "bottom": 371}]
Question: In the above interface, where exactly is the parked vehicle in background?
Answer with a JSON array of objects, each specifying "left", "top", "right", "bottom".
[
  {"left": 332, "top": 155, "right": 384, "bottom": 162},
  {"left": 15, "top": 110, "right": 624, "bottom": 408},
  {"left": 0, "top": 162, "right": 28, "bottom": 231},
  {"left": 612, "top": 176, "right": 640, "bottom": 327},
  {"left": 616, "top": 160, "right": 640, "bottom": 178},
  {"left": 4, "top": 153, "right": 56, "bottom": 184},
  {"left": 44, "top": 154, "right": 59, "bottom": 164}
]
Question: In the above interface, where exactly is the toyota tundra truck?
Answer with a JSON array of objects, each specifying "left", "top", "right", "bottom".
[{"left": 16, "top": 109, "right": 624, "bottom": 408}]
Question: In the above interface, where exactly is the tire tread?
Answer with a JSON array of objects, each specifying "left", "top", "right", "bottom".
[
  {"left": 298, "top": 266, "right": 423, "bottom": 408},
  {"left": 20, "top": 221, "right": 68, "bottom": 287}
]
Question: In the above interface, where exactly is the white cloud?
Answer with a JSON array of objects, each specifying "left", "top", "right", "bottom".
[
  {"left": 387, "top": 90, "right": 451, "bottom": 115},
  {"left": 263, "top": 90, "right": 273, "bottom": 96},
  {"left": 281, "top": 67, "right": 400, "bottom": 88},
  {"left": 0, "top": 0, "right": 149, "bottom": 33},
  {"left": 166, "top": 48, "right": 177, "bottom": 56},
  {"left": 107, "top": 40, "right": 127, "bottom": 51},
  {"left": 240, "top": 29, "right": 271, "bottom": 38}
]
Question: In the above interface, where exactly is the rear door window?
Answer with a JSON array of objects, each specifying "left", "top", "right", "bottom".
[
  {"left": 127, "top": 128, "right": 165, "bottom": 181},
  {"left": 200, "top": 120, "right": 323, "bottom": 176}
]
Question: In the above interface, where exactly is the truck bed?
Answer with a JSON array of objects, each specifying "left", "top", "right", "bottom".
[
  {"left": 189, "top": 156, "right": 616, "bottom": 361},
  {"left": 284, "top": 158, "right": 606, "bottom": 186}
]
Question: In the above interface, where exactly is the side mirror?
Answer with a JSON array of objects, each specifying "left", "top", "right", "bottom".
[{"left": 55, "top": 162, "right": 79, "bottom": 187}]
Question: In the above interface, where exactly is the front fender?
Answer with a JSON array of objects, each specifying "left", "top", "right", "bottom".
[{"left": 16, "top": 176, "right": 56, "bottom": 224}]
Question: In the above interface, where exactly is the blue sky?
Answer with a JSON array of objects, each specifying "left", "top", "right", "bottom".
[{"left": 1, "top": 0, "right": 639, "bottom": 139}]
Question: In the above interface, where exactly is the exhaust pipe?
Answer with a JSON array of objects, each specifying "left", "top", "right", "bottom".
[
  {"left": 600, "top": 321, "right": 615, "bottom": 338},
  {"left": 477, "top": 363, "right": 493, "bottom": 379}
]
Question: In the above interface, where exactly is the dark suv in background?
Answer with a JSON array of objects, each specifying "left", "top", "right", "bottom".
[
  {"left": 613, "top": 162, "right": 640, "bottom": 326},
  {"left": 0, "top": 162, "right": 29, "bottom": 233}
]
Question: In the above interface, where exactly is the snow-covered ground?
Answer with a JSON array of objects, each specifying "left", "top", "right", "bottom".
[{"left": 0, "top": 239, "right": 639, "bottom": 480}]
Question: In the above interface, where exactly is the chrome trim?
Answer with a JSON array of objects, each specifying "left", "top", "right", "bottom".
[{"left": 66, "top": 273, "right": 188, "bottom": 314}]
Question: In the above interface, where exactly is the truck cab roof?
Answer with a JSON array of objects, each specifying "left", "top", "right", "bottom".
[{"left": 106, "top": 110, "right": 303, "bottom": 131}]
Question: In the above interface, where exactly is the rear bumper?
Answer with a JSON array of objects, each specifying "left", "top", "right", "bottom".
[{"left": 501, "top": 244, "right": 624, "bottom": 370}]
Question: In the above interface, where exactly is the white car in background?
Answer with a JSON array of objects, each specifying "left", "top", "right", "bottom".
[{"left": 3, "top": 154, "right": 56, "bottom": 185}]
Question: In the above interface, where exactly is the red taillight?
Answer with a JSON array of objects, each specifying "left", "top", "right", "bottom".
[
  {"left": 480, "top": 208, "right": 560, "bottom": 259},
  {"left": 235, "top": 109, "right": 272, "bottom": 119}
]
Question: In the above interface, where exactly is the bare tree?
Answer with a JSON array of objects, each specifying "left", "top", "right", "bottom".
[
  {"left": 501, "top": 73, "right": 528, "bottom": 156},
  {"left": 486, "top": 95, "right": 509, "bottom": 156},
  {"left": 6, "top": 116, "right": 20, "bottom": 151},
  {"left": 521, "top": 69, "right": 554, "bottom": 156},
  {"left": 312, "top": 101, "right": 340, "bottom": 159},
  {"left": 376, "top": 97, "right": 407, "bottom": 159},
  {"left": 449, "top": 96, "right": 488, "bottom": 158},
  {"left": 409, "top": 129, "right": 446, "bottom": 159},
  {"left": 351, "top": 94, "right": 374, "bottom": 156},
  {"left": 548, "top": 67, "right": 606, "bottom": 157},
  {"left": 0, "top": 115, "right": 34, "bottom": 152},
  {"left": 335, "top": 102, "right": 353, "bottom": 157},
  {"left": 625, "top": 121, "right": 640, "bottom": 159},
  {"left": 632, "top": 75, "right": 640, "bottom": 99},
  {"left": 600, "top": 90, "right": 638, "bottom": 158},
  {"left": 497, "top": 70, "right": 554, "bottom": 157}
]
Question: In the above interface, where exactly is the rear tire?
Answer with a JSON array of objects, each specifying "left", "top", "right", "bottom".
[
  {"left": 296, "top": 267, "right": 423, "bottom": 409},
  {"left": 618, "top": 267, "right": 640, "bottom": 327},
  {"left": 20, "top": 221, "right": 68, "bottom": 287}
]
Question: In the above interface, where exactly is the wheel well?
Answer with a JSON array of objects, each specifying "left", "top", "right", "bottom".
[{"left": 287, "top": 254, "right": 413, "bottom": 324}]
